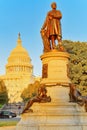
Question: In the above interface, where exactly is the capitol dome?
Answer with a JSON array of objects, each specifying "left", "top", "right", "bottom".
[
  {"left": 6, "top": 33, "right": 33, "bottom": 76},
  {"left": 0, "top": 33, "right": 35, "bottom": 103}
]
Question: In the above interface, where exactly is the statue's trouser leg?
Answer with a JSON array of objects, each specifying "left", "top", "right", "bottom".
[
  {"left": 57, "top": 36, "right": 62, "bottom": 45},
  {"left": 51, "top": 36, "right": 56, "bottom": 49}
]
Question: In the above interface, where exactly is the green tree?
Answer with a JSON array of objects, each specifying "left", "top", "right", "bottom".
[
  {"left": 21, "top": 81, "right": 40, "bottom": 102},
  {"left": 62, "top": 40, "right": 87, "bottom": 93},
  {"left": 0, "top": 80, "right": 8, "bottom": 104}
]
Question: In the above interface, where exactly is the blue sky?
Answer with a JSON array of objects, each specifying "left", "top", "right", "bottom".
[{"left": 0, "top": 0, "right": 87, "bottom": 76}]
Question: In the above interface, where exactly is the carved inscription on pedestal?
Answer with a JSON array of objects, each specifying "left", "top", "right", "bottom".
[{"left": 42, "top": 64, "right": 48, "bottom": 78}]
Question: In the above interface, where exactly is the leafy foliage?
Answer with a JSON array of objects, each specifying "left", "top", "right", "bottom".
[
  {"left": 0, "top": 80, "right": 8, "bottom": 104},
  {"left": 21, "top": 81, "right": 40, "bottom": 102},
  {"left": 62, "top": 40, "right": 87, "bottom": 94}
]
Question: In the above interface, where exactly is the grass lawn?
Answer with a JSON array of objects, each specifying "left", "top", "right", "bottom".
[
  {"left": 0, "top": 104, "right": 3, "bottom": 108},
  {"left": 0, "top": 121, "right": 18, "bottom": 127}
]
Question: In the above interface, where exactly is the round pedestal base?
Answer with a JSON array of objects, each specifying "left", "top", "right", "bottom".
[{"left": 40, "top": 50, "right": 71, "bottom": 85}]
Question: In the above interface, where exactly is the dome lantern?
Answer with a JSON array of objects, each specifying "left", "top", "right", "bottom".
[{"left": 17, "top": 32, "right": 22, "bottom": 46}]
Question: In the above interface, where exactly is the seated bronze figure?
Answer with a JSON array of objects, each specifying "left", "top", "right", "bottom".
[
  {"left": 22, "top": 85, "right": 51, "bottom": 114},
  {"left": 69, "top": 83, "right": 87, "bottom": 112}
]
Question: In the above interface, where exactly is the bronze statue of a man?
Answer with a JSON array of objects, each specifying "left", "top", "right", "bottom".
[{"left": 41, "top": 2, "right": 62, "bottom": 51}]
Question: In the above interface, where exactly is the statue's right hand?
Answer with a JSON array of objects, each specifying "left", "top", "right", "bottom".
[
  {"left": 40, "top": 29, "right": 42, "bottom": 33},
  {"left": 40, "top": 28, "right": 44, "bottom": 31},
  {"left": 40, "top": 29, "right": 45, "bottom": 33}
]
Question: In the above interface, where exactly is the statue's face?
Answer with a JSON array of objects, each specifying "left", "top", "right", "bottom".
[{"left": 51, "top": 3, "right": 56, "bottom": 9}]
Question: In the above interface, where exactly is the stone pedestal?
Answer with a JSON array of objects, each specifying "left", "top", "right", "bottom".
[
  {"left": 16, "top": 103, "right": 87, "bottom": 130},
  {"left": 40, "top": 50, "right": 70, "bottom": 85},
  {"left": 16, "top": 50, "right": 87, "bottom": 130},
  {"left": 16, "top": 86, "right": 87, "bottom": 130}
]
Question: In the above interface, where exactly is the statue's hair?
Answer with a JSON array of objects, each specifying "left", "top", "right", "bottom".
[{"left": 51, "top": 2, "right": 57, "bottom": 8}]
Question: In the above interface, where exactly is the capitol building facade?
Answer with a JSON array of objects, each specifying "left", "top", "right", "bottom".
[{"left": 0, "top": 33, "right": 35, "bottom": 102}]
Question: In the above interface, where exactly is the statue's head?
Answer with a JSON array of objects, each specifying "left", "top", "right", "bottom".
[{"left": 51, "top": 2, "right": 57, "bottom": 9}]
